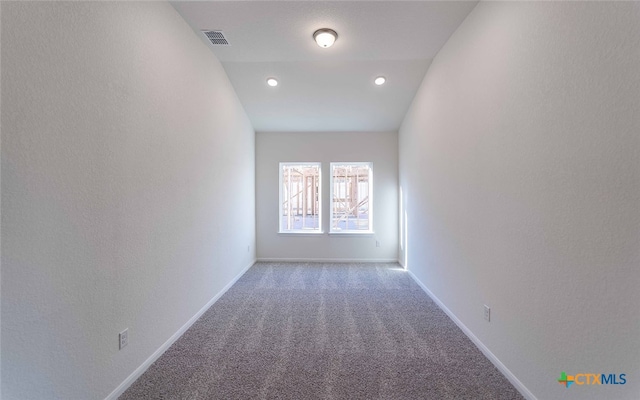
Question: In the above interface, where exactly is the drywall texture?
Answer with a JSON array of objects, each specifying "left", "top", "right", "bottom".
[
  {"left": 1, "top": 2, "right": 255, "bottom": 399},
  {"left": 256, "top": 131, "right": 398, "bottom": 261},
  {"left": 399, "top": 2, "right": 639, "bottom": 400}
]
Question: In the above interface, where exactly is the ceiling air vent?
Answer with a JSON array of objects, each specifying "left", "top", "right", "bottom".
[{"left": 202, "top": 30, "right": 230, "bottom": 46}]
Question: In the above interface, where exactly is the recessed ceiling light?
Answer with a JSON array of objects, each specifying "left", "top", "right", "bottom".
[
  {"left": 313, "top": 28, "right": 338, "bottom": 48},
  {"left": 266, "top": 78, "right": 278, "bottom": 87},
  {"left": 374, "top": 76, "right": 386, "bottom": 86}
]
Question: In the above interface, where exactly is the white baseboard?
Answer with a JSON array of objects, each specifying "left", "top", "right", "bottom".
[
  {"left": 256, "top": 257, "right": 399, "bottom": 263},
  {"left": 104, "top": 259, "right": 256, "bottom": 400},
  {"left": 405, "top": 269, "right": 537, "bottom": 400}
]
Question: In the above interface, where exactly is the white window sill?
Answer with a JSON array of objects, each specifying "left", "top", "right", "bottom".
[
  {"left": 328, "top": 231, "right": 375, "bottom": 236},
  {"left": 278, "top": 231, "right": 324, "bottom": 236}
]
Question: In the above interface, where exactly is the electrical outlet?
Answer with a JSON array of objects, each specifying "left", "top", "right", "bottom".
[
  {"left": 376, "top": 240, "right": 380, "bottom": 247},
  {"left": 119, "top": 329, "right": 129, "bottom": 350},
  {"left": 483, "top": 305, "right": 491, "bottom": 322}
]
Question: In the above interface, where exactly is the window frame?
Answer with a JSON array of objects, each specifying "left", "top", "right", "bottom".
[
  {"left": 329, "top": 162, "right": 374, "bottom": 234},
  {"left": 278, "top": 162, "right": 323, "bottom": 234}
]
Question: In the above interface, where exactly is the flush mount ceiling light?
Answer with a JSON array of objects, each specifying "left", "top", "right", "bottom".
[
  {"left": 313, "top": 28, "right": 338, "bottom": 48},
  {"left": 266, "top": 77, "right": 278, "bottom": 87},
  {"left": 374, "top": 76, "right": 386, "bottom": 86}
]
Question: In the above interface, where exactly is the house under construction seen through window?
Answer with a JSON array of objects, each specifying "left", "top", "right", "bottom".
[
  {"left": 280, "top": 163, "right": 321, "bottom": 232},
  {"left": 331, "top": 163, "right": 372, "bottom": 232}
]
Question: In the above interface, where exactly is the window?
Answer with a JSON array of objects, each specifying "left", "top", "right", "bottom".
[
  {"left": 279, "top": 163, "right": 321, "bottom": 233},
  {"left": 330, "top": 162, "right": 373, "bottom": 233}
]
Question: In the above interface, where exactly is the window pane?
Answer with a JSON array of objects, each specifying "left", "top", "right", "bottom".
[
  {"left": 330, "top": 163, "right": 372, "bottom": 232},
  {"left": 280, "top": 163, "right": 321, "bottom": 232}
]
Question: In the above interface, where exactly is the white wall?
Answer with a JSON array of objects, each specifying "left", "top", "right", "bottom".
[
  {"left": 0, "top": 3, "right": 3, "bottom": 395},
  {"left": 399, "top": 2, "right": 639, "bottom": 400},
  {"left": 1, "top": 2, "right": 255, "bottom": 399},
  {"left": 256, "top": 131, "right": 398, "bottom": 261},
  {"left": 0, "top": 3, "right": 3, "bottom": 394}
]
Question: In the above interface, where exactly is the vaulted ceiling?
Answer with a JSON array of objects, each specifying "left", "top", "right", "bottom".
[{"left": 171, "top": 1, "right": 478, "bottom": 132}]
